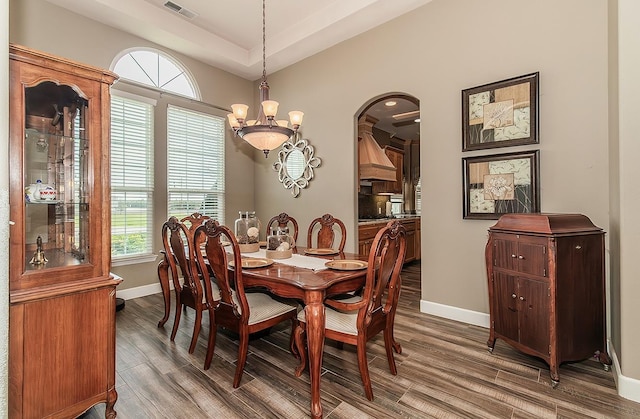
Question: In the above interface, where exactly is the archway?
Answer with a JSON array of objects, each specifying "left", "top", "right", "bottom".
[{"left": 355, "top": 93, "right": 421, "bottom": 264}]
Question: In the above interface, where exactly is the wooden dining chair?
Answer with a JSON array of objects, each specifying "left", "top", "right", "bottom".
[
  {"left": 266, "top": 212, "right": 299, "bottom": 243},
  {"left": 160, "top": 214, "right": 219, "bottom": 354},
  {"left": 294, "top": 220, "right": 406, "bottom": 401},
  {"left": 193, "top": 219, "right": 298, "bottom": 387},
  {"left": 306, "top": 213, "right": 347, "bottom": 252}
]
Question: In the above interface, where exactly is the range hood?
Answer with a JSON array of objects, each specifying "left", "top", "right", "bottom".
[{"left": 358, "top": 115, "right": 396, "bottom": 182}]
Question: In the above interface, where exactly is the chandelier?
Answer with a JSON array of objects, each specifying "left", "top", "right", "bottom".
[{"left": 227, "top": 0, "right": 304, "bottom": 157}]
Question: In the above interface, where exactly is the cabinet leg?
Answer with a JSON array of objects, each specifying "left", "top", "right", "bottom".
[
  {"left": 105, "top": 387, "right": 118, "bottom": 418},
  {"left": 549, "top": 367, "right": 560, "bottom": 388},
  {"left": 487, "top": 336, "right": 496, "bottom": 353},
  {"left": 597, "top": 350, "right": 612, "bottom": 371}
]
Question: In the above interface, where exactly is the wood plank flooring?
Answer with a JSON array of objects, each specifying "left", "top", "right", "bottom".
[{"left": 81, "top": 261, "right": 640, "bottom": 418}]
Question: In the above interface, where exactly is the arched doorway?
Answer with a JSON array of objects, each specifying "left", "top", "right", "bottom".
[{"left": 355, "top": 93, "right": 421, "bottom": 263}]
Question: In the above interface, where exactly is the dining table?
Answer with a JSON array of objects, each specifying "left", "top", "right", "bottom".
[
  {"left": 234, "top": 247, "right": 367, "bottom": 419},
  {"left": 157, "top": 245, "right": 368, "bottom": 418}
]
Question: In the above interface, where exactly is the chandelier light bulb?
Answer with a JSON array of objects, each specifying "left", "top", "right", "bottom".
[
  {"left": 261, "top": 100, "right": 279, "bottom": 118},
  {"left": 289, "top": 111, "right": 304, "bottom": 128},
  {"left": 231, "top": 103, "right": 249, "bottom": 121}
]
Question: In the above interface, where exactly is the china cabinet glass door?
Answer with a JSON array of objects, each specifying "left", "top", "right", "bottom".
[{"left": 23, "top": 81, "right": 90, "bottom": 271}]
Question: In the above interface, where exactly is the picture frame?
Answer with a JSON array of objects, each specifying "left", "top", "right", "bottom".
[
  {"left": 462, "top": 150, "right": 539, "bottom": 220},
  {"left": 462, "top": 72, "right": 539, "bottom": 151}
]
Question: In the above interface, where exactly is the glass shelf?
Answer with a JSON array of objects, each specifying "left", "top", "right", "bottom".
[{"left": 22, "top": 81, "right": 90, "bottom": 271}]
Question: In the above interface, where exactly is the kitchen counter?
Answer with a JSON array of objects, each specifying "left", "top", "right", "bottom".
[
  {"left": 357, "top": 215, "right": 420, "bottom": 225},
  {"left": 358, "top": 216, "right": 420, "bottom": 262}
]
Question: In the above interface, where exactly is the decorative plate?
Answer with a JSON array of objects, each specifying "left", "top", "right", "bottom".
[
  {"left": 324, "top": 260, "right": 368, "bottom": 271},
  {"left": 229, "top": 258, "right": 274, "bottom": 269},
  {"left": 305, "top": 248, "right": 339, "bottom": 256}
]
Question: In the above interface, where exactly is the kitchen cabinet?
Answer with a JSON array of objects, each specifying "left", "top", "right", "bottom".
[
  {"left": 485, "top": 213, "right": 611, "bottom": 386},
  {"left": 9, "top": 44, "right": 121, "bottom": 418},
  {"left": 358, "top": 217, "right": 419, "bottom": 263},
  {"left": 372, "top": 147, "right": 403, "bottom": 194},
  {"left": 401, "top": 219, "right": 416, "bottom": 262}
]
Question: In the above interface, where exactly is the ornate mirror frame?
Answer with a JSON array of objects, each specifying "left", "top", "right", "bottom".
[{"left": 273, "top": 136, "right": 321, "bottom": 197}]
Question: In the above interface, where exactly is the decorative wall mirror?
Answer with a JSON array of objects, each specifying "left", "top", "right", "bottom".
[{"left": 273, "top": 136, "right": 321, "bottom": 197}]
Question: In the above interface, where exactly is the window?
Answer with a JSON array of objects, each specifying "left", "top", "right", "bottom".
[
  {"left": 113, "top": 49, "right": 198, "bottom": 99},
  {"left": 111, "top": 94, "right": 155, "bottom": 259},
  {"left": 167, "top": 105, "right": 225, "bottom": 223}
]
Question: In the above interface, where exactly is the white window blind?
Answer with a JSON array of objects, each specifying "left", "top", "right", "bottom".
[
  {"left": 167, "top": 105, "right": 225, "bottom": 223},
  {"left": 111, "top": 95, "right": 155, "bottom": 258}
]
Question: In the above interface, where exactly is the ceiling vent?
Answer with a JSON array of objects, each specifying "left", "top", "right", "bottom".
[
  {"left": 358, "top": 115, "right": 396, "bottom": 182},
  {"left": 163, "top": 1, "right": 198, "bottom": 19}
]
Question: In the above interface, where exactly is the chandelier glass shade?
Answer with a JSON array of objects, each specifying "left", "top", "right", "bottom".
[{"left": 227, "top": 0, "right": 304, "bottom": 157}]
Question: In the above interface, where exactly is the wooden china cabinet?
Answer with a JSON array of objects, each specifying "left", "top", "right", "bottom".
[
  {"left": 8, "top": 44, "right": 121, "bottom": 418},
  {"left": 485, "top": 213, "right": 611, "bottom": 386}
]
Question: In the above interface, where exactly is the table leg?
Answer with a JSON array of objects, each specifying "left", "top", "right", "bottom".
[
  {"left": 305, "top": 291, "right": 326, "bottom": 419},
  {"left": 157, "top": 258, "right": 171, "bottom": 328}
]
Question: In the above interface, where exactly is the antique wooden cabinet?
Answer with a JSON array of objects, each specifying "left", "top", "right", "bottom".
[
  {"left": 8, "top": 44, "right": 121, "bottom": 418},
  {"left": 485, "top": 213, "right": 611, "bottom": 386}
]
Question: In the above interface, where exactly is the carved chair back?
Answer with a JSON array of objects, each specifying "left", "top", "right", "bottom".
[
  {"left": 306, "top": 213, "right": 347, "bottom": 251},
  {"left": 267, "top": 212, "right": 299, "bottom": 244}
]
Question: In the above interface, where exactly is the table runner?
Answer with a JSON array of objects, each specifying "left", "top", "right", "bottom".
[{"left": 240, "top": 249, "right": 328, "bottom": 271}]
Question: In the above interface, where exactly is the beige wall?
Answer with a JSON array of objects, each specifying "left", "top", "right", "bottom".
[
  {"left": 1, "top": 0, "right": 9, "bottom": 414},
  {"left": 256, "top": 0, "right": 640, "bottom": 390},
  {"left": 5, "top": 0, "right": 639, "bottom": 400},
  {"left": 615, "top": 0, "right": 640, "bottom": 383},
  {"left": 258, "top": 0, "right": 610, "bottom": 310}
]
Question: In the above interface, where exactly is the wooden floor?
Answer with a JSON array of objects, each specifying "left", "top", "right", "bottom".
[{"left": 82, "top": 261, "right": 640, "bottom": 418}]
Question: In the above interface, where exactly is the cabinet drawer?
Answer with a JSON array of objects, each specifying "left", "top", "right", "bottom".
[
  {"left": 492, "top": 233, "right": 548, "bottom": 277},
  {"left": 358, "top": 224, "right": 383, "bottom": 240}
]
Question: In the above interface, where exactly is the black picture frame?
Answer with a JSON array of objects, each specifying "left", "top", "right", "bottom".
[
  {"left": 462, "top": 72, "right": 539, "bottom": 151},
  {"left": 462, "top": 150, "right": 540, "bottom": 220}
]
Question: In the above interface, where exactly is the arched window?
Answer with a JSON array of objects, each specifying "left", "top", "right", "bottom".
[{"left": 112, "top": 48, "right": 199, "bottom": 99}]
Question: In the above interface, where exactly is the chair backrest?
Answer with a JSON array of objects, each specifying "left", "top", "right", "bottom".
[
  {"left": 161, "top": 216, "right": 208, "bottom": 303},
  {"left": 267, "top": 212, "right": 299, "bottom": 243},
  {"left": 306, "top": 213, "right": 347, "bottom": 251},
  {"left": 194, "top": 220, "right": 249, "bottom": 323},
  {"left": 181, "top": 212, "right": 210, "bottom": 231},
  {"left": 360, "top": 220, "right": 406, "bottom": 328}
]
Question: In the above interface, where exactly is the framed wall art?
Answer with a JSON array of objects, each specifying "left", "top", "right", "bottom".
[
  {"left": 462, "top": 72, "right": 539, "bottom": 151},
  {"left": 462, "top": 150, "right": 539, "bottom": 220}
]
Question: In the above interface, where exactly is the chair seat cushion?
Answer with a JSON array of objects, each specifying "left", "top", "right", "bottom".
[
  {"left": 297, "top": 296, "right": 362, "bottom": 335},
  {"left": 240, "top": 292, "right": 297, "bottom": 325}
]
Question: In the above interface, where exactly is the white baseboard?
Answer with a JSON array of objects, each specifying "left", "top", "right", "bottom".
[
  {"left": 609, "top": 343, "right": 640, "bottom": 403},
  {"left": 420, "top": 299, "right": 490, "bottom": 329},
  {"left": 116, "top": 281, "right": 173, "bottom": 301},
  {"left": 420, "top": 298, "right": 640, "bottom": 404}
]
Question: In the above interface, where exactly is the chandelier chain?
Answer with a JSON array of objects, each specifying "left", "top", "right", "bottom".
[{"left": 262, "top": 0, "right": 266, "bottom": 82}]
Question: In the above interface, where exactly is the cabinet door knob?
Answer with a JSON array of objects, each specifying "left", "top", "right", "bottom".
[
  {"left": 518, "top": 255, "right": 524, "bottom": 260},
  {"left": 511, "top": 254, "right": 516, "bottom": 258},
  {"left": 519, "top": 296, "right": 525, "bottom": 301},
  {"left": 575, "top": 245, "right": 582, "bottom": 250},
  {"left": 8, "top": 220, "right": 15, "bottom": 226},
  {"left": 511, "top": 293, "right": 517, "bottom": 299}
]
